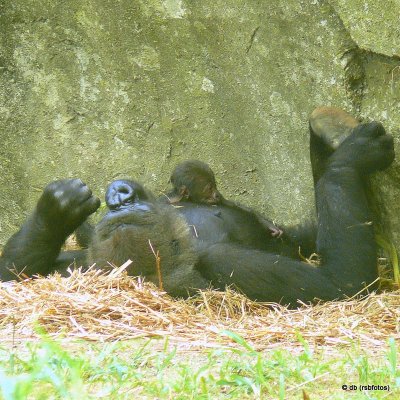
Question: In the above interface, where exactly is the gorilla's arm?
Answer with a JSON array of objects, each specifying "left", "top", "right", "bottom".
[
  {"left": 75, "top": 221, "right": 95, "bottom": 248},
  {"left": 0, "top": 179, "right": 100, "bottom": 280},
  {"left": 222, "top": 198, "right": 283, "bottom": 237}
]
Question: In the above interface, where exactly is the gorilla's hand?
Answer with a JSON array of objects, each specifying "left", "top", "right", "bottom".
[{"left": 36, "top": 179, "right": 100, "bottom": 238}]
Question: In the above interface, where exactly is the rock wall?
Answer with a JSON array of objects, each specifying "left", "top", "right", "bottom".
[{"left": 1, "top": 0, "right": 399, "bottom": 251}]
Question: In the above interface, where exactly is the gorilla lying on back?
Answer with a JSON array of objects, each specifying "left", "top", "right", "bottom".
[
  {"left": 0, "top": 178, "right": 203, "bottom": 297},
  {"left": 0, "top": 107, "right": 395, "bottom": 306}
]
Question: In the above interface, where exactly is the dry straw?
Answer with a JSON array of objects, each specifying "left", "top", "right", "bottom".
[{"left": 0, "top": 263, "right": 398, "bottom": 351}]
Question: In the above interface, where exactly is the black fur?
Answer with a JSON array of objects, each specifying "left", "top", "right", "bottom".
[{"left": 0, "top": 121, "right": 394, "bottom": 307}]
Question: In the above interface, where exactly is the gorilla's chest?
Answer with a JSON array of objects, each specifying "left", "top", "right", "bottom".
[{"left": 177, "top": 204, "right": 269, "bottom": 249}]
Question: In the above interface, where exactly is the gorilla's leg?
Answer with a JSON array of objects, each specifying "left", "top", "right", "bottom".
[
  {"left": 0, "top": 180, "right": 100, "bottom": 280},
  {"left": 283, "top": 107, "right": 362, "bottom": 256},
  {"left": 281, "top": 222, "right": 317, "bottom": 259},
  {"left": 309, "top": 106, "right": 359, "bottom": 184},
  {"left": 316, "top": 121, "right": 393, "bottom": 285},
  {"left": 198, "top": 243, "right": 339, "bottom": 304},
  {"left": 281, "top": 107, "right": 361, "bottom": 257},
  {"left": 199, "top": 120, "right": 394, "bottom": 306}
]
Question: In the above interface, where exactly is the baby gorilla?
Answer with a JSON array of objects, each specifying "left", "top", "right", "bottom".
[
  {"left": 164, "top": 160, "right": 320, "bottom": 259},
  {"left": 88, "top": 180, "right": 203, "bottom": 297},
  {"left": 164, "top": 160, "right": 284, "bottom": 251}
]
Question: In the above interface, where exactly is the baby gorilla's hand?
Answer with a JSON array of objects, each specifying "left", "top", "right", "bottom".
[{"left": 36, "top": 179, "right": 100, "bottom": 238}]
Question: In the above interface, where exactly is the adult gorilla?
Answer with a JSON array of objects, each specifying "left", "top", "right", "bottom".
[{"left": 0, "top": 107, "right": 394, "bottom": 306}]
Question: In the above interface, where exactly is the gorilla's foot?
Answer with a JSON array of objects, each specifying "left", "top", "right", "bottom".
[{"left": 310, "top": 106, "right": 359, "bottom": 151}]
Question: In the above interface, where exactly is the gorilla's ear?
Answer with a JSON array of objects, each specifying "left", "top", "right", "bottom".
[
  {"left": 180, "top": 185, "right": 189, "bottom": 200},
  {"left": 168, "top": 185, "right": 188, "bottom": 204}
]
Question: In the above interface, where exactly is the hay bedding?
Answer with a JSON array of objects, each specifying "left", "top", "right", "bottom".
[{"left": 0, "top": 262, "right": 399, "bottom": 352}]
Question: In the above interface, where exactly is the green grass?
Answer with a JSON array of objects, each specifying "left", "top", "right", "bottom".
[{"left": 0, "top": 331, "right": 398, "bottom": 399}]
